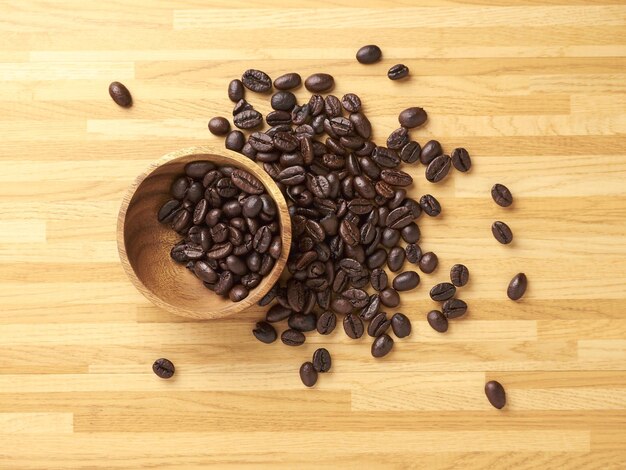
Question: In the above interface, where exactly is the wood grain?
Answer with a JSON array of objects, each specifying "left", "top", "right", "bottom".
[{"left": 1, "top": 0, "right": 625, "bottom": 468}]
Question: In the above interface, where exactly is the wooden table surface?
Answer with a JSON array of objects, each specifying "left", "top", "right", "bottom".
[{"left": 1, "top": 1, "right": 626, "bottom": 468}]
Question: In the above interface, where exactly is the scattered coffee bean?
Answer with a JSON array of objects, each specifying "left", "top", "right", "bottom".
[
  {"left": 274, "top": 72, "right": 302, "bottom": 90},
  {"left": 399, "top": 107, "right": 427, "bottom": 128},
  {"left": 388, "top": 64, "right": 409, "bottom": 80},
  {"left": 343, "top": 313, "right": 364, "bottom": 339},
  {"left": 368, "top": 312, "right": 391, "bottom": 337},
  {"left": 419, "top": 252, "right": 438, "bottom": 274},
  {"left": 419, "top": 194, "right": 441, "bottom": 217},
  {"left": 420, "top": 140, "right": 442, "bottom": 165},
  {"left": 430, "top": 282, "right": 456, "bottom": 301},
  {"left": 225, "top": 130, "right": 245, "bottom": 151},
  {"left": 234, "top": 109, "right": 263, "bottom": 129},
  {"left": 371, "top": 334, "right": 394, "bottom": 357},
  {"left": 450, "top": 264, "right": 469, "bottom": 287},
  {"left": 108, "top": 81, "right": 132, "bottom": 107},
  {"left": 492, "top": 221, "right": 513, "bottom": 244},
  {"left": 380, "top": 288, "right": 400, "bottom": 308},
  {"left": 228, "top": 79, "right": 244, "bottom": 102},
  {"left": 317, "top": 311, "right": 337, "bottom": 335},
  {"left": 152, "top": 358, "right": 175, "bottom": 379},
  {"left": 491, "top": 183, "right": 513, "bottom": 207},
  {"left": 229, "top": 285, "right": 249, "bottom": 302},
  {"left": 485, "top": 380, "right": 506, "bottom": 409},
  {"left": 426, "top": 154, "right": 451, "bottom": 183},
  {"left": 208, "top": 116, "right": 230, "bottom": 136},
  {"left": 507, "top": 273, "right": 527, "bottom": 300},
  {"left": 391, "top": 313, "right": 411, "bottom": 338},
  {"left": 271, "top": 91, "right": 297, "bottom": 111},
  {"left": 442, "top": 298, "right": 467, "bottom": 319},
  {"left": 242, "top": 69, "right": 272, "bottom": 93},
  {"left": 370, "top": 268, "right": 388, "bottom": 291},
  {"left": 427, "top": 310, "right": 448, "bottom": 333},
  {"left": 300, "top": 362, "right": 318, "bottom": 387},
  {"left": 356, "top": 44, "right": 382, "bottom": 64},
  {"left": 405, "top": 243, "right": 422, "bottom": 264},
  {"left": 312, "top": 348, "right": 332, "bottom": 372},
  {"left": 451, "top": 148, "right": 471, "bottom": 172},
  {"left": 281, "top": 328, "right": 306, "bottom": 346},
  {"left": 392, "top": 271, "right": 420, "bottom": 291},
  {"left": 305, "top": 73, "right": 334, "bottom": 92}
]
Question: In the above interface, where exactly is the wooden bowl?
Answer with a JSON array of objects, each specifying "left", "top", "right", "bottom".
[{"left": 117, "top": 146, "right": 291, "bottom": 320}]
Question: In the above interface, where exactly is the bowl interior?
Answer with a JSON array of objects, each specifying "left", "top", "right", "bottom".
[{"left": 119, "top": 148, "right": 290, "bottom": 320}]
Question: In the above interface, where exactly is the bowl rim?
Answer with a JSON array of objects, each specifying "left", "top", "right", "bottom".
[{"left": 116, "top": 145, "right": 291, "bottom": 320}]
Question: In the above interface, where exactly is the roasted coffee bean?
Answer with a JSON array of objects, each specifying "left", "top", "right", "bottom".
[
  {"left": 193, "top": 260, "right": 218, "bottom": 283},
  {"left": 339, "top": 219, "right": 360, "bottom": 246},
  {"left": 226, "top": 254, "right": 248, "bottom": 276},
  {"left": 249, "top": 132, "right": 274, "bottom": 152},
  {"left": 311, "top": 114, "right": 325, "bottom": 134},
  {"left": 399, "top": 107, "right": 427, "bottom": 128},
  {"left": 371, "top": 334, "right": 394, "bottom": 357},
  {"left": 288, "top": 312, "right": 317, "bottom": 332},
  {"left": 108, "top": 81, "right": 132, "bottom": 107},
  {"left": 405, "top": 243, "right": 422, "bottom": 264},
  {"left": 214, "top": 270, "right": 235, "bottom": 296},
  {"left": 343, "top": 313, "right": 364, "bottom": 339},
  {"left": 210, "top": 222, "right": 228, "bottom": 243},
  {"left": 228, "top": 79, "right": 244, "bottom": 102},
  {"left": 208, "top": 116, "right": 230, "bottom": 136},
  {"left": 387, "top": 127, "right": 410, "bottom": 150},
  {"left": 387, "top": 189, "right": 406, "bottom": 210},
  {"left": 350, "top": 112, "right": 372, "bottom": 139},
  {"left": 152, "top": 358, "right": 174, "bottom": 379},
  {"left": 158, "top": 199, "right": 181, "bottom": 223},
  {"left": 185, "top": 161, "right": 214, "bottom": 179},
  {"left": 443, "top": 298, "right": 467, "bottom": 319},
  {"left": 392, "top": 271, "right": 420, "bottom": 291},
  {"left": 300, "top": 362, "right": 318, "bottom": 387},
  {"left": 450, "top": 264, "right": 469, "bottom": 287},
  {"left": 388, "top": 64, "right": 409, "bottom": 80},
  {"left": 182, "top": 242, "right": 204, "bottom": 260},
  {"left": 171, "top": 176, "right": 191, "bottom": 200},
  {"left": 242, "top": 143, "right": 257, "bottom": 159},
  {"left": 295, "top": 124, "right": 315, "bottom": 141},
  {"left": 207, "top": 241, "right": 233, "bottom": 259},
  {"left": 324, "top": 95, "right": 341, "bottom": 117},
  {"left": 359, "top": 294, "right": 381, "bottom": 321},
  {"left": 266, "top": 110, "right": 292, "bottom": 126},
  {"left": 281, "top": 152, "right": 305, "bottom": 168},
  {"left": 312, "top": 348, "right": 332, "bottom": 372},
  {"left": 305, "top": 73, "right": 334, "bottom": 92},
  {"left": 387, "top": 206, "right": 413, "bottom": 229},
  {"left": 205, "top": 208, "right": 221, "bottom": 227},
  {"left": 381, "top": 169, "right": 412, "bottom": 187},
  {"left": 287, "top": 279, "right": 306, "bottom": 312},
  {"left": 317, "top": 311, "right": 337, "bottom": 335},
  {"left": 420, "top": 140, "right": 443, "bottom": 165},
  {"left": 266, "top": 304, "right": 292, "bottom": 323},
  {"left": 420, "top": 194, "right": 441, "bottom": 216},
  {"left": 341, "top": 93, "right": 361, "bottom": 113},
  {"left": 253, "top": 321, "right": 277, "bottom": 343},
  {"left": 242, "top": 195, "right": 263, "bottom": 218},
  {"left": 366, "top": 248, "right": 387, "bottom": 269},
  {"left": 348, "top": 198, "right": 373, "bottom": 215},
  {"left": 307, "top": 94, "right": 324, "bottom": 116},
  {"left": 492, "top": 221, "right": 513, "bottom": 244},
  {"left": 485, "top": 380, "right": 506, "bottom": 409},
  {"left": 342, "top": 288, "right": 369, "bottom": 308},
  {"left": 281, "top": 328, "right": 305, "bottom": 346},
  {"left": 186, "top": 182, "right": 204, "bottom": 203},
  {"left": 269, "top": 70, "right": 301, "bottom": 90},
  {"left": 491, "top": 183, "right": 513, "bottom": 207},
  {"left": 426, "top": 154, "right": 452, "bottom": 183},
  {"left": 380, "top": 288, "right": 400, "bottom": 308},
  {"left": 430, "top": 282, "right": 456, "bottom": 301},
  {"left": 400, "top": 141, "right": 421, "bottom": 164},
  {"left": 229, "top": 285, "right": 249, "bottom": 302},
  {"left": 278, "top": 166, "right": 306, "bottom": 185},
  {"left": 507, "top": 273, "right": 527, "bottom": 300},
  {"left": 391, "top": 313, "right": 411, "bottom": 338},
  {"left": 242, "top": 69, "right": 272, "bottom": 93},
  {"left": 225, "top": 130, "right": 246, "bottom": 151},
  {"left": 356, "top": 44, "right": 382, "bottom": 64},
  {"left": 172, "top": 209, "right": 192, "bottom": 233},
  {"left": 387, "top": 246, "right": 405, "bottom": 272},
  {"left": 233, "top": 98, "right": 253, "bottom": 116},
  {"left": 368, "top": 312, "right": 390, "bottom": 337},
  {"left": 370, "top": 268, "right": 388, "bottom": 291},
  {"left": 329, "top": 117, "right": 353, "bottom": 136},
  {"left": 401, "top": 223, "right": 420, "bottom": 244},
  {"left": 403, "top": 198, "right": 422, "bottom": 219},
  {"left": 381, "top": 228, "right": 400, "bottom": 248},
  {"left": 192, "top": 198, "right": 209, "bottom": 226},
  {"left": 271, "top": 91, "right": 297, "bottom": 111},
  {"left": 427, "top": 310, "right": 448, "bottom": 333},
  {"left": 170, "top": 242, "right": 188, "bottom": 263},
  {"left": 273, "top": 132, "right": 299, "bottom": 152},
  {"left": 372, "top": 146, "right": 400, "bottom": 168},
  {"left": 451, "top": 147, "right": 471, "bottom": 172},
  {"left": 419, "top": 251, "right": 438, "bottom": 273},
  {"left": 354, "top": 175, "right": 376, "bottom": 199},
  {"left": 234, "top": 109, "right": 263, "bottom": 129}
]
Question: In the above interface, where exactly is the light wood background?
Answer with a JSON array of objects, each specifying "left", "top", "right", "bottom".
[{"left": 1, "top": 1, "right": 625, "bottom": 468}]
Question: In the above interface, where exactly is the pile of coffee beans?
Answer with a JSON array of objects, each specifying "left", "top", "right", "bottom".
[{"left": 157, "top": 162, "right": 281, "bottom": 302}]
